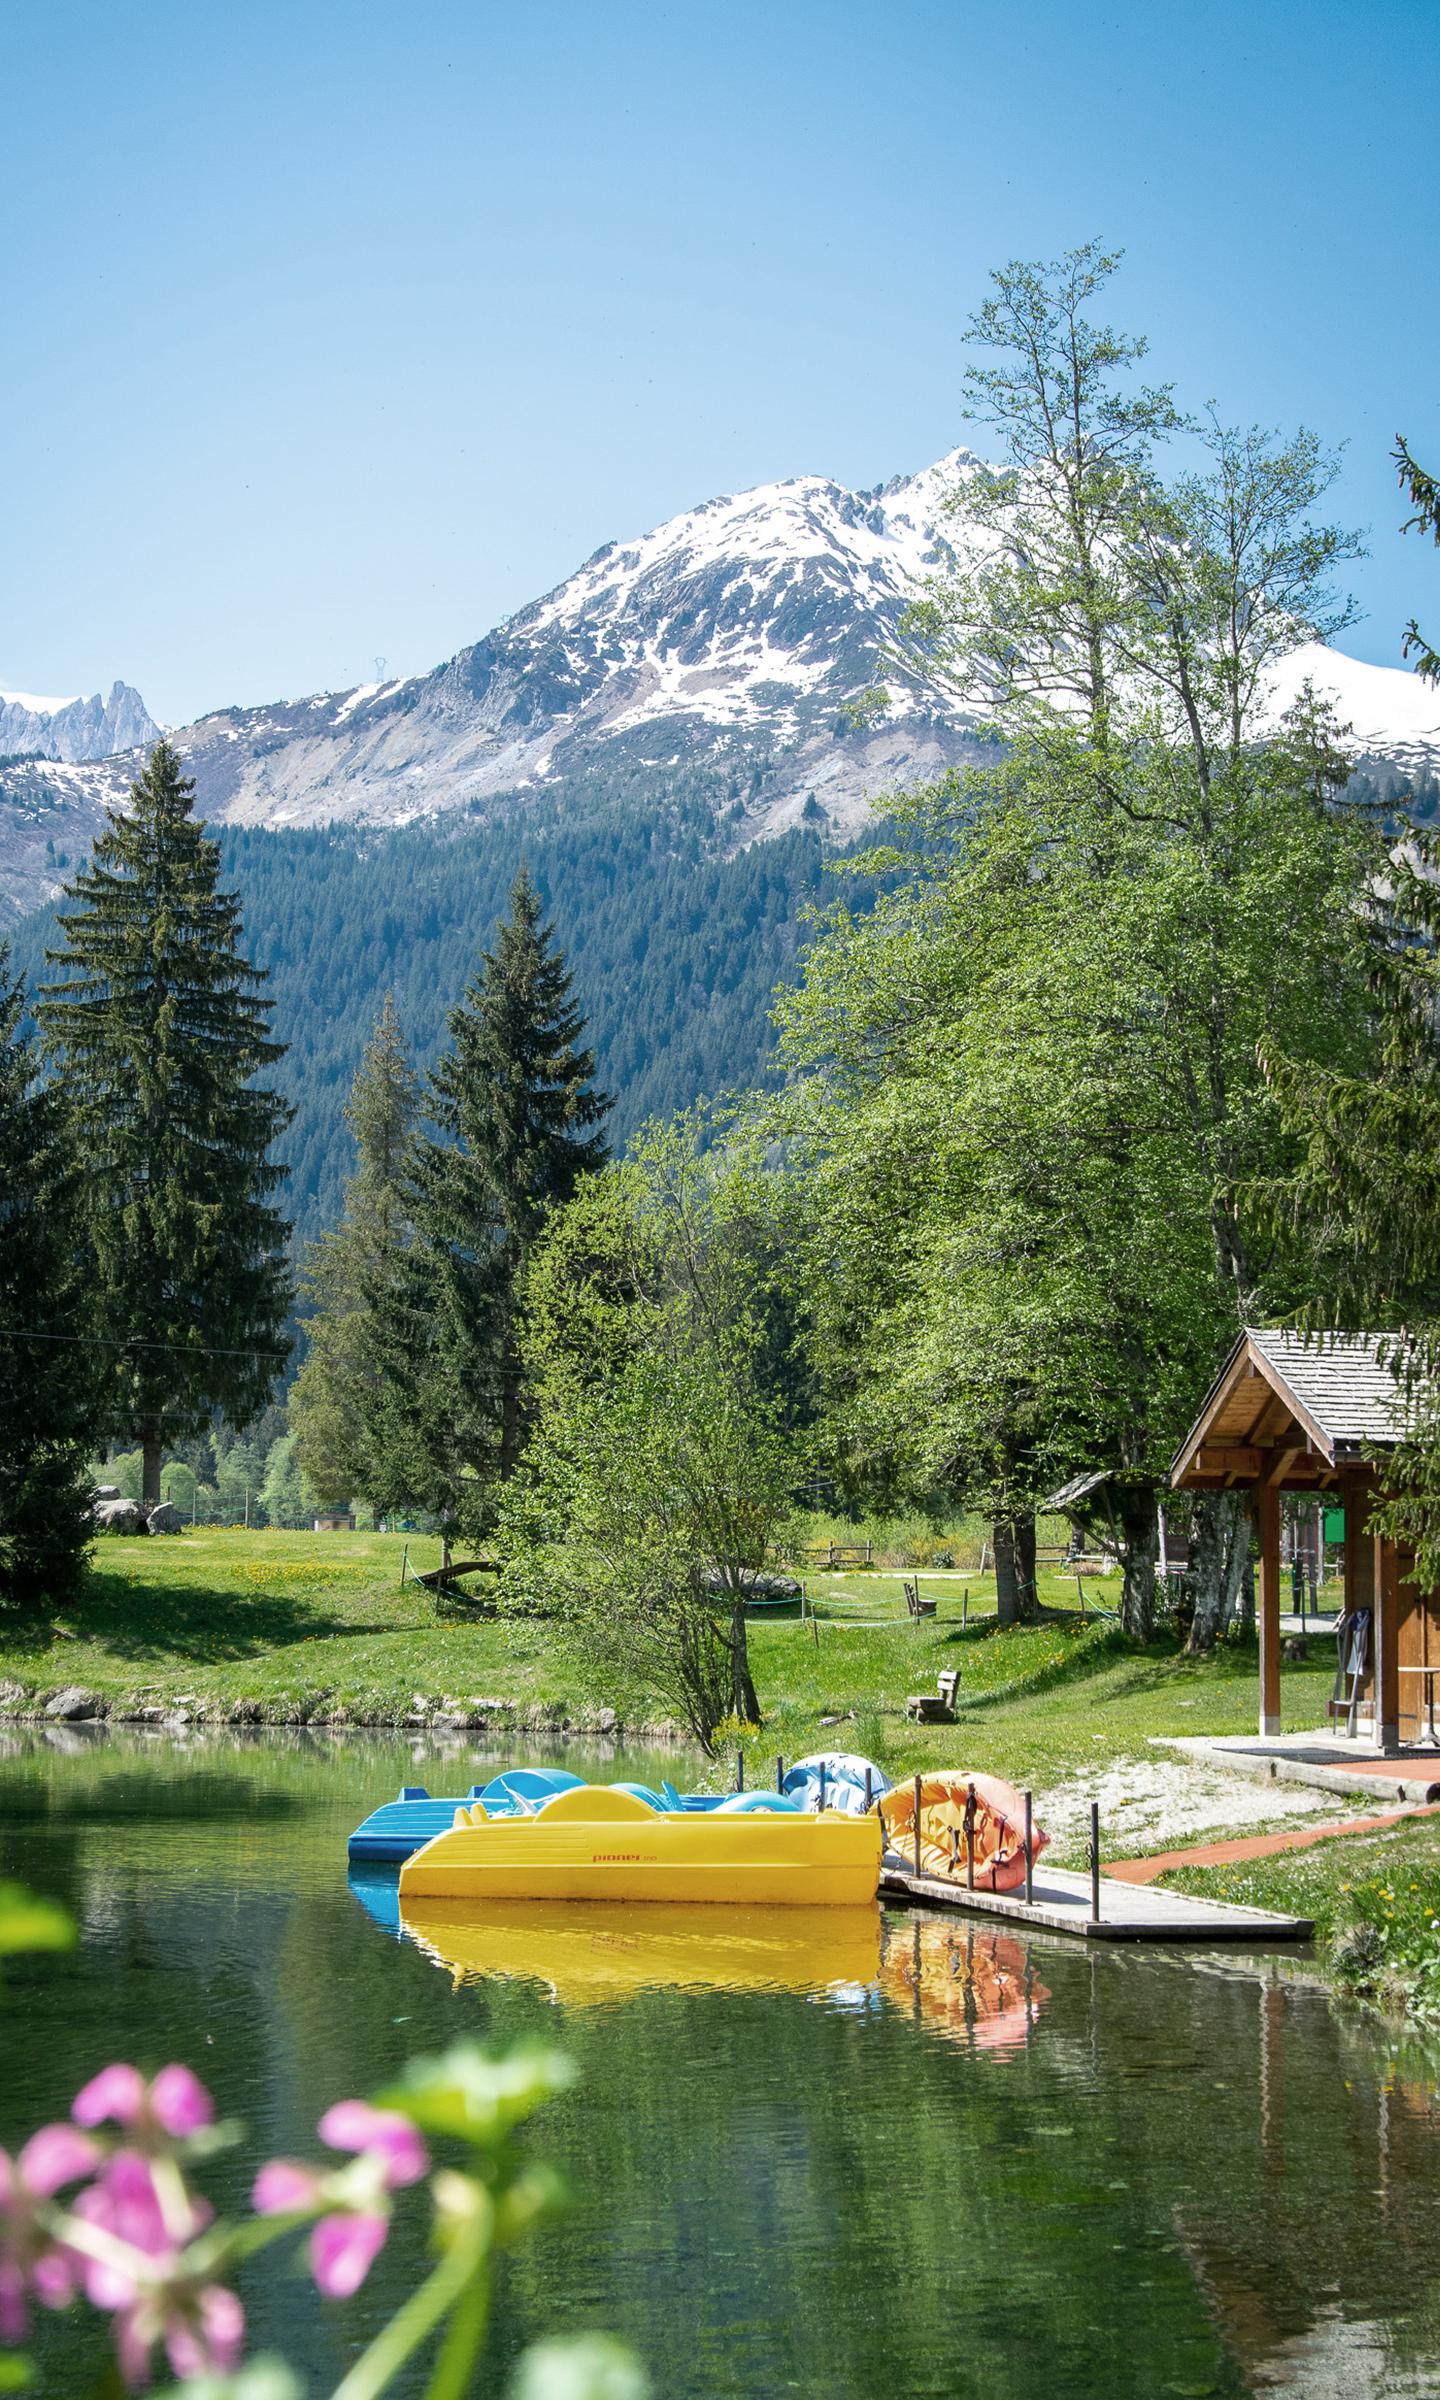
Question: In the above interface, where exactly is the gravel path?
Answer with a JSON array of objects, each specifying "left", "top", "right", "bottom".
[{"left": 1036, "top": 1752, "right": 1341, "bottom": 1857}]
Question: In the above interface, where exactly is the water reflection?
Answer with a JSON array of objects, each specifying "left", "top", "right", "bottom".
[
  {"left": 382, "top": 1877, "right": 1049, "bottom": 2053},
  {"left": 879, "top": 1911, "right": 1049, "bottom": 2055},
  {"left": 8, "top": 1730, "right": 1440, "bottom": 2398},
  {"left": 398, "top": 1897, "right": 884, "bottom": 2004}
]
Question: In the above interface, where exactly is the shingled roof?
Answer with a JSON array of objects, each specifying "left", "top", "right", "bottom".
[
  {"left": 1244, "top": 1331, "right": 1408, "bottom": 1449},
  {"left": 1172, "top": 1328, "right": 1417, "bottom": 1488}
]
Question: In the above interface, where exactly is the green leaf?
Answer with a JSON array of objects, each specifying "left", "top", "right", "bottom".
[
  {"left": 0, "top": 2354, "right": 34, "bottom": 2393},
  {"left": 0, "top": 1880, "right": 75, "bottom": 1962},
  {"left": 377, "top": 2040, "right": 575, "bottom": 2146},
  {"left": 507, "top": 2336, "right": 651, "bottom": 2400}
]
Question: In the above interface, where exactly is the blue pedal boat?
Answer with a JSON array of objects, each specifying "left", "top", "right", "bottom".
[
  {"left": 347, "top": 1768, "right": 803, "bottom": 1864},
  {"left": 348, "top": 1769, "right": 587, "bottom": 1863}
]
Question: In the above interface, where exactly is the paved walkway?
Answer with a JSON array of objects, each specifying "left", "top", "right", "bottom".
[{"left": 1105, "top": 1801, "right": 1440, "bottom": 1886}]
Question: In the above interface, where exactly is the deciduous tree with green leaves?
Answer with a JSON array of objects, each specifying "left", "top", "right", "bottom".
[
  {"left": 38, "top": 742, "right": 292, "bottom": 1504},
  {"left": 504, "top": 1118, "right": 809, "bottom": 1745},
  {"left": 782, "top": 244, "right": 1395, "bottom": 1642}
]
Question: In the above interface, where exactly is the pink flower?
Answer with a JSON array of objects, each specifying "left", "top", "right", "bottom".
[
  {"left": 309, "top": 2212, "right": 389, "bottom": 2300},
  {"left": 0, "top": 2122, "right": 99, "bottom": 2340},
  {"left": 112, "top": 2275, "right": 244, "bottom": 2390},
  {"left": 73, "top": 2063, "right": 214, "bottom": 2144},
  {"left": 70, "top": 2151, "right": 212, "bottom": 2309},
  {"left": 316, "top": 2103, "right": 428, "bottom": 2190},
  {"left": 252, "top": 2099, "right": 429, "bottom": 2300}
]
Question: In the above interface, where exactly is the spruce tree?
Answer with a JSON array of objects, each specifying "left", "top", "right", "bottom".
[
  {"left": 39, "top": 741, "right": 292, "bottom": 1502},
  {"left": 0, "top": 949, "right": 101, "bottom": 1607},
  {"left": 291, "top": 994, "right": 419, "bottom": 1506},
  {"left": 383, "top": 866, "right": 611, "bottom": 1537}
]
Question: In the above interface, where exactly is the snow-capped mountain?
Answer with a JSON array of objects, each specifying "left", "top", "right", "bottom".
[
  {"left": 3, "top": 452, "right": 1439, "bottom": 923},
  {"left": 0, "top": 680, "right": 158, "bottom": 764}
]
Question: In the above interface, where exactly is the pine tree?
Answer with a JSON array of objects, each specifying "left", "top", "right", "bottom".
[
  {"left": 290, "top": 994, "right": 419, "bottom": 1505},
  {"left": 383, "top": 866, "right": 611, "bottom": 1536},
  {"left": 0, "top": 948, "right": 101, "bottom": 1608},
  {"left": 38, "top": 741, "right": 292, "bottom": 1502}
]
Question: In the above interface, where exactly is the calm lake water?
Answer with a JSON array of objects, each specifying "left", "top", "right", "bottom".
[{"left": 4, "top": 1727, "right": 1440, "bottom": 2399}]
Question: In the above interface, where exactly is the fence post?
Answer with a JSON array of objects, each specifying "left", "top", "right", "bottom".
[
  {"left": 400, "top": 1543, "right": 409, "bottom": 1587},
  {"left": 1090, "top": 1800, "right": 1101, "bottom": 1923},
  {"left": 736, "top": 1749, "right": 744, "bottom": 1794},
  {"left": 776, "top": 1754, "right": 785, "bottom": 1794},
  {"left": 962, "top": 1586, "right": 969, "bottom": 1629},
  {"left": 1024, "top": 1790, "right": 1034, "bottom": 1905}
]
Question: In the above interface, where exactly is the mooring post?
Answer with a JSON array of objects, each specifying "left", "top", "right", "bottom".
[
  {"left": 819, "top": 1762, "right": 828, "bottom": 1814},
  {"left": 776, "top": 1754, "right": 785, "bottom": 1794},
  {"left": 1024, "top": 1789, "right": 1034, "bottom": 1905},
  {"left": 912, "top": 1772, "right": 923, "bottom": 1879},
  {"left": 964, "top": 1780, "right": 977, "bottom": 1891},
  {"left": 736, "top": 1748, "right": 744, "bottom": 1794},
  {"left": 864, "top": 1767, "right": 873, "bottom": 1810},
  {"left": 1090, "top": 1799, "right": 1101, "bottom": 1923}
]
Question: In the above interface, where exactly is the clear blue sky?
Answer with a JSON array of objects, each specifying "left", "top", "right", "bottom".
[{"left": 4, "top": 0, "right": 1437, "bottom": 726}]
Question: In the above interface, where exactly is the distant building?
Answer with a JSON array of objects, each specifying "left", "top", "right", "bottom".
[{"left": 313, "top": 1508, "right": 356, "bottom": 1533}]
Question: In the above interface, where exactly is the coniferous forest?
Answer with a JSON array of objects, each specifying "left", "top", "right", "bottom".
[{"left": 10, "top": 780, "right": 883, "bottom": 1250}]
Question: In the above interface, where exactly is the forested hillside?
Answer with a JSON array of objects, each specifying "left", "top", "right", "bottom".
[{"left": 12, "top": 774, "right": 883, "bottom": 1247}]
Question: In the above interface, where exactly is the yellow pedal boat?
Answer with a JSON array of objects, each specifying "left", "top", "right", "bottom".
[{"left": 396, "top": 1782, "right": 882, "bottom": 1907}]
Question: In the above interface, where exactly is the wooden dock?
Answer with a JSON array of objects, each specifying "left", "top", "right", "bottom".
[{"left": 879, "top": 1862, "right": 1313, "bottom": 1946}]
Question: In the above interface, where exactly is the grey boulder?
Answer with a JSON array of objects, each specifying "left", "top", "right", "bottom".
[
  {"left": 94, "top": 1497, "right": 147, "bottom": 1534},
  {"left": 145, "top": 1501, "right": 184, "bottom": 1534},
  {"left": 44, "top": 1685, "right": 103, "bottom": 1721}
]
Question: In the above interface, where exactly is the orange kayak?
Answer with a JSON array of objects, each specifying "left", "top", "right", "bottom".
[{"left": 877, "top": 1772, "right": 1048, "bottom": 1893}]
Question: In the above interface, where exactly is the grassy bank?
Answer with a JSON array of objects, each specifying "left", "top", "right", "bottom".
[
  {"left": 1, "top": 1529, "right": 1338, "bottom": 1778},
  {"left": 1164, "top": 1820, "right": 1440, "bottom": 2026}
]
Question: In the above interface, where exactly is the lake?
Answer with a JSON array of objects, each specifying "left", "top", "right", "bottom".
[{"left": 3, "top": 1726, "right": 1440, "bottom": 2398}]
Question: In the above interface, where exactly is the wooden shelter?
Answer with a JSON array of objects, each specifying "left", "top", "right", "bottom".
[{"left": 1172, "top": 1329, "right": 1437, "bottom": 1751}]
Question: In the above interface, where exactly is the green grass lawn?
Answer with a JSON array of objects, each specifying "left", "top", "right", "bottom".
[{"left": 0, "top": 1527, "right": 1336, "bottom": 1776}]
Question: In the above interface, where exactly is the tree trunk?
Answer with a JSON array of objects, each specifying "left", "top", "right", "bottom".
[
  {"left": 729, "top": 1598, "right": 760, "bottom": 1725},
  {"left": 1186, "top": 1489, "right": 1250, "bottom": 1653},
  {"left": 1117, "top": 1481, "right": 1158, "bottom": 1641},
  {"left": 141, "top": 1427, "right": 163, "bottom": 1507},
  {"left": 994, "top": 1514, "right": 1038, "bottom": 1625}
]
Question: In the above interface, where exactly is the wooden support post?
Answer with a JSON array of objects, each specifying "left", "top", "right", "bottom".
[
  {"left": 964, "top": 1781, "right": 976, "bottom": 1891},
  {"left": 736, "top": 1748, "right": 744, "bottom": 1794},
  {"left": 1024, "top": 1790, "right": 1034, "bottom": 1905},
  {"left": 912, "top": 1773, "right": 922, "bottom": 1878},
  {"left": 776, "top": 1754, "right": 785, "bottom": 1793},
  {"left": 1257, "top": 1479, "right": 1282, "bottom": 1738},
  {"left": 1089, "top": 1800, "right": 1101, "bottom": 1923},
  {"left": 1375, "top": 1531, "right": 1401, "bottom": 1755},
  {"left": 962, "top": 1586, "right": 969, "bottom": 1628}
]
